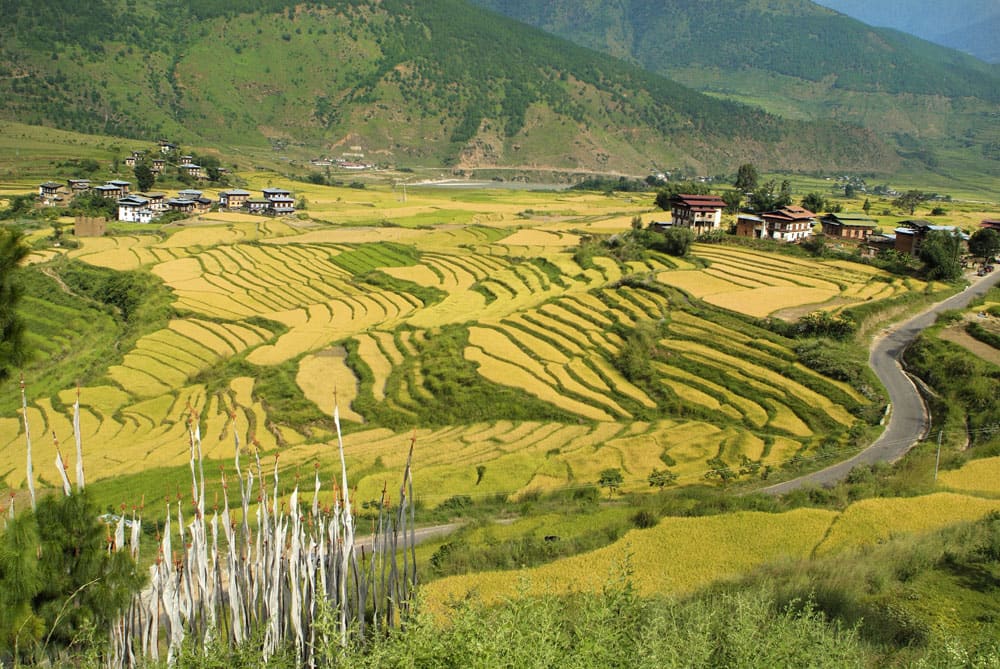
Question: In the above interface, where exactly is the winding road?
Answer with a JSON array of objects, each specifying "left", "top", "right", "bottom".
[{"left": 762, "top": 269, "right": 1000, "bottom": 495}]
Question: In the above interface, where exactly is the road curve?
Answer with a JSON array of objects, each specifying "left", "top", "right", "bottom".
[{"left": 761, "top": 269, "right": 1000, "bottom": 496}]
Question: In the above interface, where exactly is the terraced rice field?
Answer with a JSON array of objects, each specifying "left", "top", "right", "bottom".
[
  {"left": 3, "top": 182, "right": 933, "bottom": 502},
  {"left": 420, "top": 491, "right": 1000, "bottom": 613}
]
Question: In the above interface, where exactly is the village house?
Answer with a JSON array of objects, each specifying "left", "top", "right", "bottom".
[
  {"left": 139, "top": 192, "right": 167, "bottom": 212},
  {"left": 38, "top": 181, "right": 65, "bottom": 206},
  {"left": 219, "top": 189, "right": 251, "bottom": 209},
  {"left": 667, "top": 193, "right": 727, "bottom": 236},
  {"left": 158, "top": 140, "right": 177, "bottom": 154},
  {"left": 982, "top": 219, "right": 1000, "bottom": 232},
  {"left": 820, "top": 212, "right": 877, "bottom": 241},
  {"left": 150, "top": 158, "right": 166, "bottom": 174},
  {"left": 108, "top": 179, "right": 131, "bottom": 195},
  {"left": 761, "top": 206, "right": 815, "bottom": 242},
  {"left": 179, "top": 163, "right": 204, "bottom": 179},
  {"left": 246, "top": 197, "right": 271, "bottom": 215},
  {"left": 124, "top": 152, "right": 142, "bottom": 168},
  {"left": 94, "top": 183, "right": 124, "bottom": 199},
  {"left": 67, "top": 178, "right": 91, "bottom": 192},
  {"left": 894, "top": 220, "right": 968, "bottom": 257},
  {"left": 165, "top": 198, "right": 196, "bottom": 214},
  {"left": 177, "top": 189, "right": 203, "bottom": 200},
  {"left": 117, "top": 195, "right": 154, "bottom": 223}
]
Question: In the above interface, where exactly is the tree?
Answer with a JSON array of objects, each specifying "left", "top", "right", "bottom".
[
  {"left": 598, "top": 468, "right": 624, "bottom": 497},
  {"left": 0, "top": 228, "right": 30, "bottom": 380},
  {"left": 653, "top": 181, "right": 711, "bottom": 210},
  {"left": 893, "top": 190, "right": 926, "bottom": 215},
  {"left": 918, "top": 229, "right": 963, "bottom": 280},
  {"left": 862, "top": 198, "right": 871, "bottom": 215},
  {"left": 648, "top": 468, "right": 677, "bottom": 489},
  {"left": 655, "top": 227, "right": 695, "bottom": 257},
  {"left": 0, "top": 492, "right": 143, "bottom": 661},
  {"left": 133, "top": 163, "right": 154, "bottom": 192},
  {"left": 968, "top": 228, "right": 1000, "bottom": 259},
  {"left": 721, "top": 189, "right": 742, "bottom": 214},
  {"left": 801, "top": 192, "right": 826, "bottom": 213},
  {"left": 733, "top": 163, "right": 758, "bottom": 193},
  {"left": 844, "top": 184, "right": 856, "bottom": 198},
  {"left": 748, "top": 179, "right": 792, "bottom": 212}
]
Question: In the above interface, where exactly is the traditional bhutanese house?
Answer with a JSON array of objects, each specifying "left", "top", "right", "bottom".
[
  {"left": 177, "top": 189, "right": 202, "bottom": 200},
  {"left": 165, "top": 198, "right": 196, "bottom": 214},
  {"left": 124, "top": 155, "right": 138, "bottom": 168},
  {"left": 649, "top": 220, "right": 677, "bottom": 233},
  {"left": 150, "top": 158, "right": 166, "bottom": 174},
  {"left": 108, "top": 179, "right": 131, "bottom": 194},
  {"left": 668, "top": 193, "right": 726, "bottom": 235},
  {"left": 193, "top": 196, "right": 213, "bottom": 214},
  {"left": 158, "top": 140, "right": 177, "bottom": 154},
  {"left": 94, "top": 184, "right": 124, "bottom": 199},
  {"left": 138, "top": 192, "right": 166, "bottom": 212},
  {"left": 262, "top": 187, "right": 292, "bottom": 201},
  {"left": 246, "top": 198, "right": 271, "bottom": 214},
  {"left": 179, "top": 163, "right": 203, "bottom": 179},
  {"left": 38, "top": 181, "right": 64, "bottom": 206},
  {"left": 819, "top": 212, "right": 877, "bottom": 241},
  {"left": 268, "top": 195, "right": 296, "bottom": 216},
  {"left": 219, "top": 188, "right": 251, "bottom": 209},
  {"left": 735, "top": 213, "right": 766, "bottom": 239},
  {"left": 67, "top": 178, "right": 91, "bottom": 192},
  {"left": 862, "top": 233, "right": 896, "bottom": 258},
  {"left": 982, "top": 219, "right": 1000, "bottom": 232},
  {"left": 894, "top": 220, "right": 968, "bottom": 257},
  {"left": 761, "top": 206, "right": 815, "bottom": 242},
  {"left": 117, "top": 195, "right": 153, "bottom": 223}
]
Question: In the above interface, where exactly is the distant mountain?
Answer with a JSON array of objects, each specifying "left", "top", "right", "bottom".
[
  {"left": 471, "top": 0, "right": 1000, "bottom": 181},
  {"left": 0, "top": 0, "right": 899, "bottom": 176},
  {"left": 814, "top": 0, "right": 1000, "bottom": 63}
]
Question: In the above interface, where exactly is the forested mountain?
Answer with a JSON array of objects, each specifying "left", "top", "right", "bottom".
[
  {"left": 814, "top": 0, "right": 1000, "bottom": 63},
  {"left": 0, "top": 0, "right": 896, "bottom": 175},
  {"left": 471, "top": 0, "right": 1000, "bottom": 181}
]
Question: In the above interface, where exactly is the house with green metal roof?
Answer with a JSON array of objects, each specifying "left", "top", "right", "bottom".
[{"left": 820, "top": 212, "right": 877, "bottom": 241}]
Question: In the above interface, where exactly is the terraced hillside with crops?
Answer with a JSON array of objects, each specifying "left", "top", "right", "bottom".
[{"left": 1, "top": 182, "right": 944, "bottom": 507}]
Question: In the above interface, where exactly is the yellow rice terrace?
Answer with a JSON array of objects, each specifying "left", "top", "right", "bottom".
[{"left": 1, "top": 182, "right": 938, "bottom": 506}]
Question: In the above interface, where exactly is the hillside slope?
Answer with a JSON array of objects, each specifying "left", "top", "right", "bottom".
[
  {"left": 0, "top": 0, "right": 895, "bottom": 175},
  {"left": 471, "top": 0, "right": 1000, "bottom": 182}
]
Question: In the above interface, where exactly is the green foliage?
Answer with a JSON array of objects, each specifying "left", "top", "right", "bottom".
[
  {"left": 734, "top": 163, "right": 758, "bottom": 192},
  {"left": 795, "top": 311, "right": 857, "bottom": 339},
  {"left": 570, "top": 176, "right": 655, "bottom": 193},
  {"left": 648, "top": 468, "right": 678, "bottom": 489},
  {"left": 801, "top": 192, "right": 826, "bottom": 213},
  {"left": 965, "top": 321, "right": 1000, "bottom": 350},
  {"left": 0, "top": 195, "right": 37, "bottom": 220},
  {"left": 657, "top": 226, "right": 695, "bottom": 257},
  {"left": 133, "top": 163, "right": 154, "bottom": 192},
  {"left": 67, "top": 191, "right": 116, "bottom": 219},
  {"left": 598, "top": 467, "right": 624, "bottom": 496},
  {"left": 654, "top": 182, "right": 712, "bottom": 210},
  {"left": 968, "top": 228, "right": 1000, "bottom": 259},
  {"left": 748, "top": 179, "right": 793, "bottom": 213},
  {"left": 892, "top": 190, "right": 928, "bottom": 215},
  {"left": 918, "top": 229, "right": 963, "bottom": 281},
  {"left": 0, "top": 227, "right": 30, "bottom": 380},
  {"left": 0, "top": 492, "right": 144, "bottom": 662}
]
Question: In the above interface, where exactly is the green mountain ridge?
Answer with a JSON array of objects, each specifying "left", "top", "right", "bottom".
[
  {"left": 471, "top": 0, "right": 1000, "bottom": 184},
  {"left": 0, "top": 0, "right": 897, "bottom": 176}
]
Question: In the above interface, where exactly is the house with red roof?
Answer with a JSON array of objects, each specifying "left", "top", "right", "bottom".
[{"left": 668, "top": 194, "right": 727, "bottom": 236}]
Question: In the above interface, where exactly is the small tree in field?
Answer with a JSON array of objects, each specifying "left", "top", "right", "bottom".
[
  {"left": 648, "top": 468, "right": 678, "bottom": 489},
  {"left": 599, "top": 468, "right": 624, "bottom": 497}
]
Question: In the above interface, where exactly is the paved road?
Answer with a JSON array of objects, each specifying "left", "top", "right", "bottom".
[{"left": 761, "top": 269, "right": 1000, "bottom": 496}]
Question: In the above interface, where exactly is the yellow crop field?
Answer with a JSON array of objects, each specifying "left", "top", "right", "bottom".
[
  {"left": 465, "top": 346, "right": 614, "bottom": 422},
  {"left": 938, "top": 456, "right": 1000, "bottom": 495},
  {"left": 421, "top": 508, "right": 838, "bottom": 612},
  {"left": 706, "top": 286, "right": 840, "bottom": 317},
  {"left": 661, "top": 270, "right": 740, "bottom": 297},
  {"left": 814, "top": 493, "right": 1000, "bottom": 555},
  {"left": 761, "top": 399, "right": 812, "bottom": 437},
  {"left": 297, "top": 349, "right": 363, "bottom": 424},
  {"left": 497, "top": 229, "right": 580, "bottom": 247}
]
